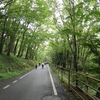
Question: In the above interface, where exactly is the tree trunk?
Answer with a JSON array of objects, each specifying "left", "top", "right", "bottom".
[
  {"left": 25, "top": 45, "right": 29, "bottom": 59},
  {"left": 73, "top": 35, "right": 78, "bottom": 72},
  {"left": 0, "top": 33, "right": 5, "bottom": 54},
  {"left": 13, "top": 38, "right": 19, "bottom": 55},
  {"left": 17, "top": 32, "right": 25, "bottom": 57},
  {"left": 7, "top": 35, "right": 15, "bottom": 56},
  {"left": 68, "top": 0, "right": 78, "bottom": 86},
  {"left": 17, "top": 23, "right": 29, "bottom": 57},
  {"left": 0, "top": 16, "right": 8, "bottom": 54}
]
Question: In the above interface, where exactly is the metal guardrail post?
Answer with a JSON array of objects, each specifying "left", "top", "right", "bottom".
[
  {"left": 61, "top": 68, "right": 62, "bottom": 80},
  {"left": 57, "top": 67, "right": 59, "bottom": 77},
  {"left": 62, "top": 69, "right": 63, "bottom": 81},
  {"left": 68, "top": 68, "right": 71, "bottom": 91},
  {"left": 86, "top": 72, "right": 89, "bottom": 100}
]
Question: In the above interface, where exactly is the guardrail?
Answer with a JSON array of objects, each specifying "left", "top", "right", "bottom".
[{"left": 56, "top": 66, "right": 100, "bottom": 100}]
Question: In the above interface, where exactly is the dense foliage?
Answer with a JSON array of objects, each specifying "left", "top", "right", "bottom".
[
  {"left": 0, "top": 0, "right": 100, "bottom": 98},
  {"left": 0, "top": 0, "right": 51, "bottom": 59},
  {"left": 48, "top": 0, "right": 100, "bottom": 75},
  {"left": 0, "top": 0, "right": 100, "bottom": 84}
]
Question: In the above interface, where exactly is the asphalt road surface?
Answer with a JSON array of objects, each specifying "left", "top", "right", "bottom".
[{"left": 0, "top": 64, "right": 69, "bottom": 100}]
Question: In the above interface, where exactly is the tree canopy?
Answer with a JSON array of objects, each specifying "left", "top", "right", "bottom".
[{"left": 0, "top": 0, "right": 100, "bottom": 74}]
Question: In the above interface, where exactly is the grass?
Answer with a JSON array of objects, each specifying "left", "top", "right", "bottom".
[
  {"left": 0, "top": 54, "right": 35, "bottom": 81},
  {"left": 50, "top": 65, "right": 99, "bottom": 99}
]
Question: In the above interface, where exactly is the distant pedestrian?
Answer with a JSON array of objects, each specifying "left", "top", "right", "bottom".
[
  {"left": 35, "top": 64, "right": 37, "bottom": 69},
  {"left": 42, "top": 62, "right": 44, "bottom": 69}
]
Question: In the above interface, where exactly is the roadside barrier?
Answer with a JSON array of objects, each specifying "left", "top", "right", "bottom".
[{"left": 56, "top": 66, "right": 100, "bottom": 100}]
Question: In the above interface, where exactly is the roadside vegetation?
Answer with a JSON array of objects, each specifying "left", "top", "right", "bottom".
[
  {"left": 0, "top": 0, "right": 100, "bottom": 99},
  {"left": 0, "top": 54, "right": 34, "bottom": 81},
  {"left": 0, "top": 0, "right": 51, "bottom": 81}
]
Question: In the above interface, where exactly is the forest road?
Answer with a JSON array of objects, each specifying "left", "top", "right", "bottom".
[{"left": 0, "top": 64, "right": 69, "bottom": 100}]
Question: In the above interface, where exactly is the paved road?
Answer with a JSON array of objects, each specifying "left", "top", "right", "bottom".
[{"left": 0, "top": 64, "right": 69, "bottom": 100}]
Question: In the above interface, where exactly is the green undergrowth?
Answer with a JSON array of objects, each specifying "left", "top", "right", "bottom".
[
  {"left": 51, "top": 65, "right": 68, "bottom": 83},
  {"left": 51, "top": 65, "right": 99, "bottom": 99},
  {"left": 0, "top": 54, "right": 35, "bottom": 81},
  {"left": 50, "top": 65, "right": 77, "bottom": 100}
]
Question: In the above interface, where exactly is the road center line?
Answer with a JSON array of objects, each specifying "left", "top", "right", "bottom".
[
  {"left": 3, "top": 85, "right": 10, "bottom": 89},
  {"left": 13, "top": 80, "right": 17, "bottom": 83},
  {"left": 48, "top": 66, "right": 58, "bottom": 95},
  {"left": 19, "top": 70, "right": 33, "bottom": 79},
  {"left": 19, "top": 75, "right": 26, "bottom": 79}
]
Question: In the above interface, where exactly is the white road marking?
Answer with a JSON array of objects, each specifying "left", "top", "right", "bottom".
[
  {"left": 13, "top": 80, "right": 17, "bottom": 83},
  {"left": 19, "top": 75, "right": 26, "bottom": 79},
  {"left": 48, "top": 66, "right": 58, "bottom": 95},
  {"left": 19, "top": 70, "right": 33, "bottom": 79},
  {"left": 3, "top": 85, "right": 10, "bottom": 89},
  {"left": 3, "top": 70, "right": 34, "bottom": 89}
]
